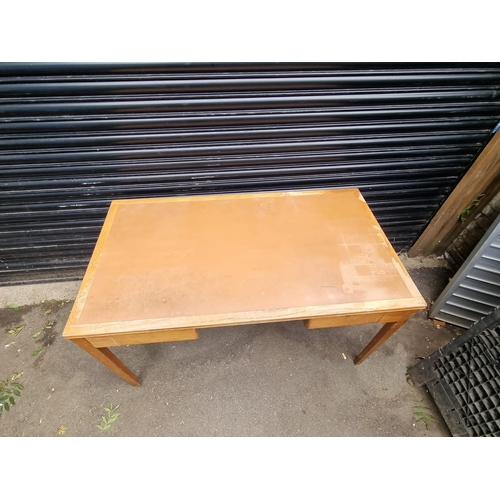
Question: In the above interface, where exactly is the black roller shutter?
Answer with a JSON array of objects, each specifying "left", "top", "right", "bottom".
[{"left": 1, "top": 63, "right": 500, "bottom": 284}]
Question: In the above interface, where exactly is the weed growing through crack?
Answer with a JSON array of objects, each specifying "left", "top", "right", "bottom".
[
  {"left": 413, "top": 399, "right": 435, "bottom": 429},
  {"left": 0, "top": 377, "right": 25, "bottom": 417},
  {"left": 97, "top": 404, "right": 121, "bottom": 431}
]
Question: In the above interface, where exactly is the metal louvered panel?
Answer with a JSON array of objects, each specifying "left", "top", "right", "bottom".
[
  {"left": 1, "top": 63, "right": 500, "bottom": 284},
  {"left": 430, "top": 212, "right": 500, "bottom": 329}
]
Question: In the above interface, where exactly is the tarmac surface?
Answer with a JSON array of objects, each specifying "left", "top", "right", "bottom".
[{"left": 0, "top": 257, "right": 461, "bottom": 437}]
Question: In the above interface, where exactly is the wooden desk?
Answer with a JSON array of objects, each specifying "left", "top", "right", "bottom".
[{"left": 63, "top": 189, "right": 426, "bottom": 386}]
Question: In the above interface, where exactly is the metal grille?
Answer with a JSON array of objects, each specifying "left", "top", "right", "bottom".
[
  {"left": 409, "top": 307, "right": 500, "bottom": 437},
  {"left": 2, "top": 63, "right": 500, "bottom": 284},
  {"left": 430, "top": 212, "right": 500, "bottom": 329},
  {"left": 433, "top": 329, "right": 500, "bottom": 437}
]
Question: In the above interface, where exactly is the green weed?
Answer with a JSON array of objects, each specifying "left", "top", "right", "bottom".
[
  {"left": 97, "top": 404, "right": 121, "bottom": 431},
  {"left": 0, "top": 378, "right": 25, "bottom": 417}
]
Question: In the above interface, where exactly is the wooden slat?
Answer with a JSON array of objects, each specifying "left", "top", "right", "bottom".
[{"left": 409, "top": 131, "right": 500, "bottom": 257}]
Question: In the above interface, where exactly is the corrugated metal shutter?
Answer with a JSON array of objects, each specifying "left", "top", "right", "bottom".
[
  {"left": 430, "top": 212, "right": 500, "bottom": 329},
  {"left": 2, "top": 63, "right": 500, "bottom": 285}
]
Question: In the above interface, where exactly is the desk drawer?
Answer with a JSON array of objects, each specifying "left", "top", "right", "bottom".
[
  {"left": 87, "top": 328, "right": 199, "bottom": 348},
  {"left": 304, "top": 310, "right": 408, "bottom": 329}
]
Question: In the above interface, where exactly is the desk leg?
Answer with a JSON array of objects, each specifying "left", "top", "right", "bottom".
[
  {"left": 354, "top": 313, "right": 412, "bottom": 365},
  {"left": 71, "top": 338, "right": 141, "bottom": 386}
]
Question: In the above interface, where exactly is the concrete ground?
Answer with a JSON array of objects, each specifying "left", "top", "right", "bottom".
[{"left": 0, "top": 255, "right": 461, "bottom": 437}]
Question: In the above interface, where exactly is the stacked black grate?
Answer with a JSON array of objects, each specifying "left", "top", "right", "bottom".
[
  {"left": 433, "top": 329, "right": 500, "bottom": 436},
  {"left": 409, "top": 307, "right": 500, "bottom": 437}
]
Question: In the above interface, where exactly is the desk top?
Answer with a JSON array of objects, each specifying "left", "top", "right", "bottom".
[{"left": 63, "top": 189, "right": 426, "bottom": 338}]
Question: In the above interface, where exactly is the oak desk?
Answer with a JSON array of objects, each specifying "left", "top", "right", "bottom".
[{"left": 63, "top": 189, "right": 426, "bottom": 386}]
